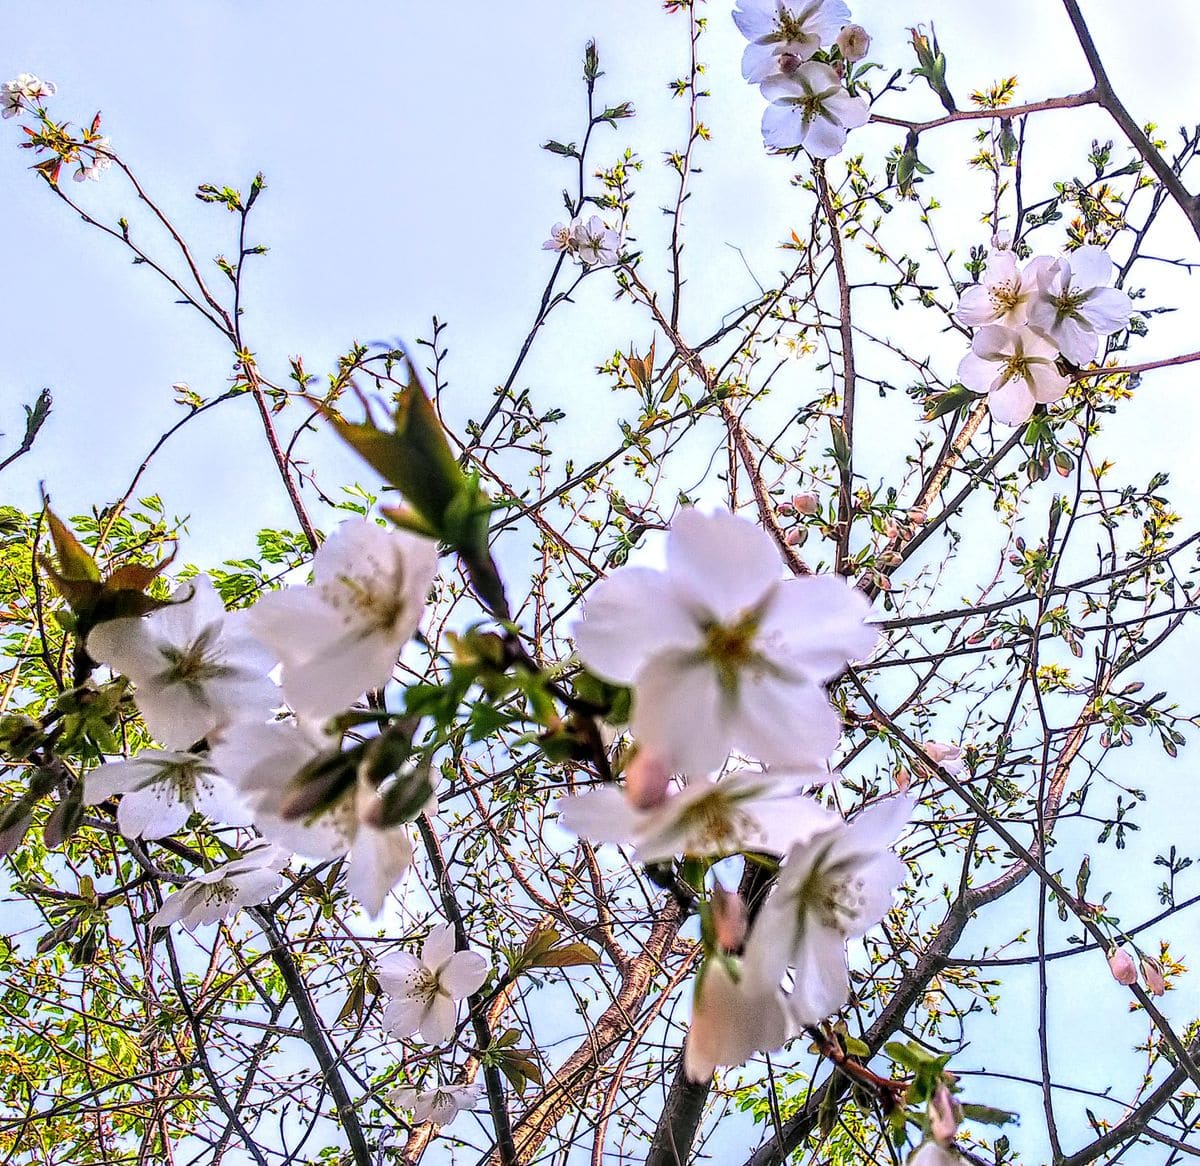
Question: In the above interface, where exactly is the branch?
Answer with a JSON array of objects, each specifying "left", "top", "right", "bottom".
[{"left": 1060, "top": 0, "right": 1200, "bottom": 239}]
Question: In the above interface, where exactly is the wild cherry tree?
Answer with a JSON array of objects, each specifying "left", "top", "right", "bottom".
[{"left": 2, "top": 3, "right": 1200, "bottom": 1165}]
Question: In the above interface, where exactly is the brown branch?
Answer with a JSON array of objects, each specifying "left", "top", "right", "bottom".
[
  {"left": 1060, "top": 0, "right": 1200, "bottom": 240},
  {"left": 870, "top": 89, "right": 1098, "bottom": 134}
]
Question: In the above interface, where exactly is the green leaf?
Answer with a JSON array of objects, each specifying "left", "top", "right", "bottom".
[{"left": 960, "top": 1102, "right": 1020, "bottom": 1126}]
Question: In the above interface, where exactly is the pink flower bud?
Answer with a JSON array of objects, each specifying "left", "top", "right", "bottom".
[
  {"left": 1108, "top": 947, "right": 1138, "bottom": 986},
  {"left": 710, "top": 885, "right": 748, "bottom": 952},
  {"left": 785, "top": 526, "right": 807, "bottom": 547},
  {"left": 792, "top": 492, "right": 820, "bottom": 516},
  {"left": 884, "top": 519, "right": 900, "bottom": 539},
  {"left": 907, "top": 507, "right": 928, "bottom": 525},
  {"left": 624, "top": 750, "right": 673, "bottom": 810},
  {"left": 894, "top": 766, "right": 911, "bottom": 793},
  {"left": 878, "top": 550, "right": 904, "bottom": 567},
  {"left": 1141, "top": 956, "right": 1166, "bottom": 996},
  {"left": 928, "top": 1083, "right": 960, "bottom": 1144},
  {"left": 835, "top": 24, "right": 872, "bottom": 61}
]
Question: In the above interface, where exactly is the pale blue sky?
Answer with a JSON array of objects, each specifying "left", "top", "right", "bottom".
[{"left": 4, "top": 3, "right": 1200, "bottom": 1160}]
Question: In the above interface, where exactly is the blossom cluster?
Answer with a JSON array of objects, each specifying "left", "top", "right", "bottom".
[
  {"left": 955, "top": 240, "right": 1133, "bottom": 425},
  {"left": 84, "top": 518, "right": 440, "bottom": 920},
  {"left": 2, "top": 73, "right": 55, "bottom": 119},
  {"left": 82, "top": 515, "right": 497, "bottom": 1123},
  {"left": 542, "top": 213, "right": 622, "bottom": 267},
  {"left": 733, "top": 0, "right": 871, "bottom": 157},
  {"left": 561, "top": 507, "right": 910, "bottom": 1081}
]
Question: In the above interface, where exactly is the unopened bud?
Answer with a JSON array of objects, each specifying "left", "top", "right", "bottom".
[
  {"left": 710, "top": 885, "right": 748, "bottom": 952},
  {"left": 894, "top": 766, "right": 911, "bottom": 793},
  {"left": 884, "top": 518, "right": 900, "bottom": 539},
  {"left": 785, "top": 526, "right": 808, "bottom": 547},
  {"left": 908, "top": 507, "right": 928, "bottom": 525},
  {"left": 1108, "top": 947, "right": 1138, "bottom": 986},
  {"left": 792, "top": 491, "right": 820, "bottom": 516},
  {"left": 624, "top": 750, "right": 673, "bottom": 810},
  {"left": 928, "top": 1083, "right": 960, "bottom": 1145},
  {"left": 878, "top": 550, "right": 903, "bottom": 567},
  {"left": 836, "top": 24, "right": 871, "bottom": 61},
  {"left": 1141, "top": 956, "right": 1166, "bottom": 996}
]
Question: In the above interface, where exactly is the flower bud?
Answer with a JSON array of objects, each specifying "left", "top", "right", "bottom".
[
  {"left": 792, "top": 491, "right": 820, "bottom": 516},
  {"left": 710, "top": 885, "right": 748, "bottom": 952},
  {"left": 836, "top": 24, "right": 872, "bottom": 62},
  {"left": 785, "top": 526, "right": 808, "bottom": 547},
  {"left": 894, "top": 766, "right": 911, "bottom": 793},
  {"left": 928, "top": 1083, "right": 960, "bottom": 1144},
  {"left": 624, "top": 750, "right": 673, "bottom": 810},
  {"left": 777, "top": 51, "right": 802, "bottom": 76},
  {"left": 908, "top": 507, "right": 928, "bottom": 525},
  {"left": 1108, "top": 947, "right": 1138, "bottom": 986},
  {"left": 1141, "top": 956, "right": 1166, "bottom": 996}
]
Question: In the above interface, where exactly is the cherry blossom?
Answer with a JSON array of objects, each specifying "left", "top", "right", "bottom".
[
  {"left": 247, "top": 519, "right": 438, "bottom": 720},
  {"left": 2, "top": 73, "right": 56, "bottom": 118},
  {"left": 1028, "top": 246, "right": 1133, "bottom": 365},
  {"left": 573, "top": 507, "right": 879, "bottom": 774},
  {"left": 760, "top": 61, "right": 869, "bottom": 157},
  {"left": 210, "top": 718, "right": 416, "bottom": 917},
  {"left": 733, "top": 0, "right": 852, "bottom": 83},
  {"left": 87, "top": 574, "right": 278, "bottom": 749},
  {"left": 955, "top": 251, "right": 1051, "bottom": 330},
  {"left": 1107, "top": 947, "right": 1137, "bottom": 985},
  {"left": 920, "top": 741, "right": 964, "bottom": 775},
  {"left": 909, "top": 1143, "right": 960, "bottom": 1166},
  {"left": 542, "top": 220, "right": 575, "bottom": 254},
  {"left": 743, "top": 796, "right": 911, "bottom": 1027},
  {"left": 556, "top": 770, "right": 837, "bottom": 863},
  {"left": 74, "top": 137, "right": 113, "bottom": 183},
  {"left": 956, "top": 324, "right": 1071, "bottom": 426},
  {"left": 378, "top": 922, "right": 490, "bottom": 1045},
  {"left": 683, "top": 957, "right": 790, "bottom": 1082},
  {"left": 835, "top": 24, "right": 871, "bottom": 61},
  {"left": 83, "top": 749, "right": 248, "bottom": 840},
  {"left": 571, "top": 215, "right": 621, "bottom": 267},
  {"left": 149, "top": 843, "right": 288, "bottom": 930},
  {"left": 388, "top": 1082, "right": 483, "bottom": 1126}
]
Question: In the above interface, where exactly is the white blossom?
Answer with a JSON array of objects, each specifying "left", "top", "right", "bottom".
[
  {"left": 743, "top": 796, "right": 911, "bottom": 1027},
  {"left": 542, "top": 221, "right": 575, "bottom": 253},
  {"left": 909, "top": 1143, "right": 960, "bottom": 1166},
  {"left": 683, "top": 957, "right": 791, "bottom": 1082},
  {"left": 388, "top": 1082, "right": 483, "bottom": 1127},
  {"left": 378, "top": 922, "right": 490, "bottom": 1045},
  {"left": 573, "top": 507, "right": 879, "bottom": 774},
  {"left": 247, "top": 519, "right": 438, "bottom": 720},
  {"left": 1028, "top": 246, "right": 1133, "bottom": 365},
  {"left": 955, "top": 251, "right": 1052, "bottom": 330},
  {"left": 571, "top": 215, "right": 621, "bottom": 267},
  {"left": 210, "top": 718, "right": 416, "bottom": 917},
  {"left": 556, "top": 770, "right": 837, "bottom": 863},
  {"left": 87, "top": 574, "right": 278, "bottom": 749},
  {"left": 920, "top": 741, "right": 964, "bottom": 775},
  {"left": 734, "top": 0, "right": 852, "bottom": 83},
  {"left": 74, "top": 137, "right": 113, "bottom": 183},
  {"left": 2, "top": 73, "right": 56, "bottom": 118},
  {"left": 149, "top": 843, "right": 288, "bottom": 930},
  {"left": 760, "top": 61, "right": 869, "bottom": 157},
  {"left": 956, "top": 324, "right": 1071, "bottom": 426},
  {"left": 84, "top": 749, "right": 249, "bottom": 840}
]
